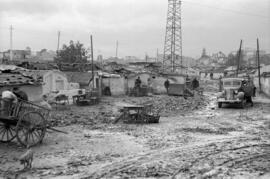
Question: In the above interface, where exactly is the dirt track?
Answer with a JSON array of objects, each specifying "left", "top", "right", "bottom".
[{"left": 1, "top": 91, "right": 270, "bottom": 179}]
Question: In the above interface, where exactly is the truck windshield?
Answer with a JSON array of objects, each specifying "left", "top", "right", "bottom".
[
  {"left": 233, "top": 81, "right": 241, "bottom": 86},
  {"left": 223, "top": 80, "right": 241, "bottom": 87},
  {"left": 224, "top": 81, "right": 231, "bottom": 86}
]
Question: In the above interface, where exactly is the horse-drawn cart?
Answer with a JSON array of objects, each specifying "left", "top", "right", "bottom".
[{"left": 0, "top": 99, "right": 50, "bottom": 147}]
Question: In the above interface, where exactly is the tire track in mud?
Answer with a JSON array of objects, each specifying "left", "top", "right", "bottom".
[
  {"left": 80, "top": 101, "right": 270, "bottom": 179},
  {"left": 80, "top": 137, "right": 270, "bottom": 179}
]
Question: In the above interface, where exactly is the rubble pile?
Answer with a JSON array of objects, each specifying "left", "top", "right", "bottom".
[
  {"left": 48, "top": 94, "right": 209, "bottom": 126},
  {"left": 201, "top": 80, "right": 219, "bottom": 92},
  {"left": 125, "top": 95, "right": 210, "bottom": 116},
  {"left": 50, "top": 108, "right": 118, "bottom": 127},
  {"left": 154, "top": 95, "right": 209, "bottom": 115}
]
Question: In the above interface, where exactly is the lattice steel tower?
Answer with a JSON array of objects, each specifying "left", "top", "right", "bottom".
[{"left": 163, "top": 0, "right": 183, "bottom": 72}]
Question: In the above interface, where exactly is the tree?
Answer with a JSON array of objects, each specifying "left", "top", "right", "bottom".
[
  {"left": 226, "top": 52, "right": 246, "bottom": 67},
  {"left": 248, "top": 54, "right": 270, "bottom": 66},
  {"left": 54, "top": 40, "right": 87, "bottom": 64}
]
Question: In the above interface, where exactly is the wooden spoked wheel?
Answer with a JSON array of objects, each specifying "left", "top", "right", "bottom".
[
  {"left": 16, "top": 111, "right": 46, "bottom": 147},
  {"left": 0, "top": 121, "right": 16, "bottom": 142}
]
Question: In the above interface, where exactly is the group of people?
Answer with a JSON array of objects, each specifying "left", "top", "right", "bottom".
[
  {"left": 1, "top": 87, "right": 28, "bottom": 116},
  {"left": 134, "top": 76, "right": 200, "bottom": 95}
]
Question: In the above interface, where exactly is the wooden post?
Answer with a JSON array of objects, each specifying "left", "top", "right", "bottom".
[
  {"left": 90, "top": 35, "right": 94, "bottom": 89},
  {"left": 236, "top": 40, "right": 242, "bottom": 77},
  {"left": 257, "top": 38, "right": 261, "bottom": 92},
  {"left": 57, "top": 31, "right": 60, "bottom": 53}
]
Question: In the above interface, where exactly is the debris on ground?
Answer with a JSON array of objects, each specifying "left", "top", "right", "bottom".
[{"left": 49, "top": 94, "right": 210, "bottom": 127}]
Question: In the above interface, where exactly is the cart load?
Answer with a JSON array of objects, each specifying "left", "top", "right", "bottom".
[{"left": 0, "top": 99, "right": 65, "bottom": 147}]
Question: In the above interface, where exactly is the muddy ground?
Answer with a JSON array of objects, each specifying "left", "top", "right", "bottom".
[{"left": 1, "top": 85, "right": 270, "bottom": 179}]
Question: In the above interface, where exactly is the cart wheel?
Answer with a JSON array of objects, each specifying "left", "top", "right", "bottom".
[
  {"left": 0, "top": 121, "right": 16, "bottom": 142},
  {"left": 16, "top": 111, "right": 47, "bottom": 147}
]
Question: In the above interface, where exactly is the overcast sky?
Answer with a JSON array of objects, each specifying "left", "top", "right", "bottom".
[{"left": 0, "top": 0, "right": 269, "bottom": 58}]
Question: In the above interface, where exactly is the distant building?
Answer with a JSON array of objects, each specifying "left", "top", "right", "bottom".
[
  {"left": 35, "top": 49, "right": 56, "bottom": 61},
  {"left": 230, "top": 48, "right": 266, "bottom": 63},
  {"left": 124, "top": 56, "right": 141, "bottom": 62},
  {"left": 3, "top": 49, "right": 31, "bottom": 60},
  {"left": 22, "top": 70, "right": 71, "bottom": 94},
  {"left": 197, "top": 48, "right": 227, "bottom": 68}
]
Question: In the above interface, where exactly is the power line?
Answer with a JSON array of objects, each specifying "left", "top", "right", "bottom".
[{"left": 182, "top": 0, "right": 269, "bottom": 20}]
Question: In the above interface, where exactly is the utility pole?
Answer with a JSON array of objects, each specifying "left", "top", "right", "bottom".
[
  {"left": 156, "top": 48, "right": 159, "bottom": 62},
  {"left": 90, "top": 35, "right": 94, "bottom": 89},
  {"left": 257, "top": 38, "right": 261, "bottom": 92},
  {"left": 236, "top": 40, "right": 242, "bottom": 77},
  {"left": 57, "top": 31, "right": 60, "bottom": 53},
  {"left": 115, "top": 40, "right": 118, "bottom": 58},
  {"left": 9, "top": 25, "right": 13, "bottom": 61}
]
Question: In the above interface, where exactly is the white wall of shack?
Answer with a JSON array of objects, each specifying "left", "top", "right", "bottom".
[
  {"left": 254, "top": 76, "right": 270, "bottom": 96},
  {"left": 43, "top": 71, "right": 69, "bottom": 94},
  {"left": 102, "top": 77, "right": 126, "bottom": 96},
  {"left": 98, "top": 73, "right": 186, "bottom": 96}
]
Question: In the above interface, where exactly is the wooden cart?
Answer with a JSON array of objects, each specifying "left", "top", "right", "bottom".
[{"left": 0, "top": 99, "right": 50, "bottom": 147}]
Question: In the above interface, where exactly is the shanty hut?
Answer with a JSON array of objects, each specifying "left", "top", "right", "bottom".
[
  {"left": 22, "top": 70, "right": 70, "bottom": 94},
  {"left": 99, "top": 72, "right": 126, "bottom": 96}
]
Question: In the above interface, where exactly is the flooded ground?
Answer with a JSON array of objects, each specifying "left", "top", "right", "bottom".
[{"left": 1, "top": 91, "right": 270, "bottom": 179}]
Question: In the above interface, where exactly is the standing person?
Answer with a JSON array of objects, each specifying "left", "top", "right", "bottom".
[
  {"left": 244, "top": 83, "right": 254, "bottom": 107},
  {"left": 13, "top": 87, "right": 28, "bottom": 101},
  {"left": 1, "top": 89, "right": 18, "bottom": 116},
  {"left": 191, "top": 78, "right": 199, "bottom": 90},
  {"left": 247, "top": 77, "right": 256, "bottom": 97},
  {"left": 134, "top": 76, "right": 142, "bottom": 96},
  {"left": 164, "top": 79, "right": 170, "bottom": 94},
  {"left": 253, "top": 86, "right": 257, "bottom": 97},
  {"left": 210, "top": 72, "right": 213, "bottom": 80},
  {"left": 240, "top": 81, "right": 254, "bottom": 107},
  {"left": 135, "top": 76, "right": 142, "bottom": 88},
  {"left": 218, "top": 76, "right": 223, "bottom": 92}
]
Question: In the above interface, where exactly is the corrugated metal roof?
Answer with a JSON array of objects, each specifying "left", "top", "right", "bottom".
[
  {"left": 0, "top": 65, "right": 27, "bottom": 71},
  {"left": 0, "top": 73, "right": 41, "bottom": 87}
]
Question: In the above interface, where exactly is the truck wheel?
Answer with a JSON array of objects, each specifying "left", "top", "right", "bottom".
[{"left": 218, "top": 102, "right": 222, "bottom": 108}]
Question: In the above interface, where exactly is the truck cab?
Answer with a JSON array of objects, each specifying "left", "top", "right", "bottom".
[{"left": 217, "top": 77, "right": 245, "bottom": 108}]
